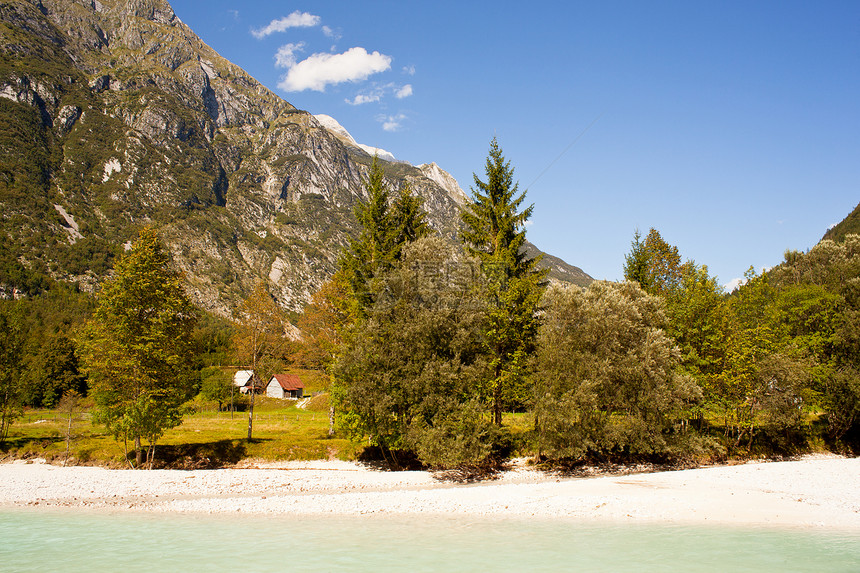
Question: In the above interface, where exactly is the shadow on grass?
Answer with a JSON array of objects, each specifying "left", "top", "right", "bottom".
[
  {"left": 0, "top": 436, "right": 64, "bottom": 454},
  {"left": 356, "top": 446, "right": 424, "bottom": 471},
  {"left": 152, "top": 439, "right": 265, "bottom": 469}
]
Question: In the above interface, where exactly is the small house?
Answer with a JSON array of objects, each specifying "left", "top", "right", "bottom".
[
  {"left": 234, "top": 370, "right": 262, "bottom": 394},
  {"left": 266, "top": 374, "right": 304, "bottom": 399}
]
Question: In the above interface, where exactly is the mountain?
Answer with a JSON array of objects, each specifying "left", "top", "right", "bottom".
[
  {"left": 822, "top": 202, "right": 860, "bottom": 244},
  {"left": 312, "top": 114, "right": 400, "bottom": 164},
  {"left": 0, "top": 0, "right": 591, "bottom": 315}
]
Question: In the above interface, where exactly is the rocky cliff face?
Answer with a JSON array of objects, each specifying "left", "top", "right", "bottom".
[{"left": 0, "top": 0, "right": 590, "bottom": 315}]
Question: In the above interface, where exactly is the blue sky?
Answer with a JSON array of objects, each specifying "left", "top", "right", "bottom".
[{"left": 168, "top": 0, "right": 860, "bottom": 289}]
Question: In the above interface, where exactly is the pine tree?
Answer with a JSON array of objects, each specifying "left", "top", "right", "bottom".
[
  {"left": 623, "top": 229, "right": 650, "bottom": 290},
  {"left": 392, "top": 181, "right": 430, "bottom": 252},
  {"left": 342, "top": 156, "right": 430, "bottom": 315},
  {"left": 79, "top": 227, "right": 197, "bottom": 468},
  {"left": 460, "top": 138, "right": 546, "bottom": 425},
  {"left": 341, "top": 157, "right": 399, "bottom": 314},
  {"left": 461, "top": 138, "right": 540, "bottom": 280}
]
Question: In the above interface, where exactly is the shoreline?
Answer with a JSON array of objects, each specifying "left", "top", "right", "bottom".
[{"left": 1, "top": 455, "right": 858, "bottom": 529}]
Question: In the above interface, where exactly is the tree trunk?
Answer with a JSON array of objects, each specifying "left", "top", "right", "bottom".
[
  {"left": 328, "top": 406, "right": 335, "bottom": 436},
  {"left": 493, "top": 369, "right": 503, "bottom": 426},
  {"left": 63, "top": 411, "right": 73, "bottom": 467},
  {"left": 123, "top": 434, "right": 134, "bottom": 469},
  {"left": 247, "top": 390, "right": 255, "bottom": 440},
  {"left": 134, "top": 434, "right": 143, "bottom": 468}
]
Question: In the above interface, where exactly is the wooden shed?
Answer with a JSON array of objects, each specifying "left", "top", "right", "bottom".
[{"left": 266, "top": 374, "right": 304, "bottom": 399}]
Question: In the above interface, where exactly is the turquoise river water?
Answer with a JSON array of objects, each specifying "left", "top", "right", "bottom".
[{"left": 1, "top": 510, "right": 858, "bottom": 572}]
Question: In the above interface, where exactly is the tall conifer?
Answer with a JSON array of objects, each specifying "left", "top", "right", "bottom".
[
  {"left": 460, "top": 138, "right": 546, "bottom": 425},
  {"left": 342, "top": 156, "right": 429, "bottom": 315}
]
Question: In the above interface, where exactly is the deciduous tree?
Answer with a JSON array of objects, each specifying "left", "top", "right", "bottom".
[
  {"left": 232, "top": 281, "right": 289, "bottom": 440},
  {"left": 533, "top": 281, "right": 701, "bottom": 460},
  {"left": 0, "top": 304, "right": 24, "bottom": 444},
  {"left": 333, "top": 236, "right": 496, "bottom": 468},
  {"left": 79, "top": 227, "right": 197, "bottom": 468},
  {"left": 292, "top": 272, "right": 352, "bottom": 370},
  {"left": 199, "top": 367, "right": 233, "bottom": 412}
]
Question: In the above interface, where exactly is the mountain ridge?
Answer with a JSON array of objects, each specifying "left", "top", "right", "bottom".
[{"left": 0, "top": 0, "right": 591, "bottom": 315}]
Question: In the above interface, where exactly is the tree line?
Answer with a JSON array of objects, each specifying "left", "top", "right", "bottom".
[
  {"left": 1, "top": 139, "right": 858, "bottom": 470},
  {"left": 314, "top": 142, "right": 860, "bottom": 469}
]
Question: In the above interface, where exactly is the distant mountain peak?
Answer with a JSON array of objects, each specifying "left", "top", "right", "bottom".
[
  {"left": 313, "top": 114, "right": 399, "bottom": 163},
  {"left": 416, "top": 162, "right": 469, "bottom": 205}
]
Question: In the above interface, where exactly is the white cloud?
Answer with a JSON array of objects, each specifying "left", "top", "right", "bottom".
[
  {"left": 347, "top": 92, "right": 382, "bottom": 105},
  {"left": 274, "top": 43, "right": 305, "bottom": 69},
  {"left": 252, "top": 11, "right": 320, "bottom": 39},
  {"left": 348, "top": 83, "right": 411, "bottom": 105},
  {"left": 379, "top": 113, "right": 407, "bottom": 132},
  {"left": 724, "top": 277, "right": 745, "bottom": 292},
  {"left": 322, "top": 25, "right": 341, "bottom": 40},
  {"left": 278, "top": 47, "right": 392, "bottom": 92},
  {"left": 395, "top": 84, "right": 413, "bottom": 99},
  {"left": 402, "top": 65, "right": 416, "bottom": 76}
]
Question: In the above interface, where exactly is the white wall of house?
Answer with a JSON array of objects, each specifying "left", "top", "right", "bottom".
[
  {"left": 234, "top": 370, "right": 253, "bottom": 388},
  {"left": 266, "top": 379, "right": 284, "bottom": 399}
]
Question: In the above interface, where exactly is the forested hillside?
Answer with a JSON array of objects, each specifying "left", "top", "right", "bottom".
[{"left": 822, "top": 202, "right": 860, "bottom": 243}]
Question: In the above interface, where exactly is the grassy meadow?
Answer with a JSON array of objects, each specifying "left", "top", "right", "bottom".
[{"left": 1, "top": 368, "right": 363, "bottom": 468}]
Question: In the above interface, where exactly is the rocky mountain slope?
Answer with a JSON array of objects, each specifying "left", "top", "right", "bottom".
[{"left": 0, "top": 0, "right": 590, "bottom": 315}]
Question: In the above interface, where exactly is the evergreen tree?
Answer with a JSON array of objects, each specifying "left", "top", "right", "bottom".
[
  {"left": 623, "top": 229, "right": 650, "bottom": 289},
  {"left": 461, "top": 138, "right": 538, "bottom": 280},
  {"left": 79, "top": 227, "right": 197, "bottom": 468},
  {"left": 341, "top": 157, "right": 399, "bottom": 314},
  {"left": 460, "top": 138, "right": 546, "bottom": 425},
  {"left": 392, "top": 181, "right": 430, "bottom": 251},
  {"left": 341, "top": 156, "right": 430, "bottom": 315}
]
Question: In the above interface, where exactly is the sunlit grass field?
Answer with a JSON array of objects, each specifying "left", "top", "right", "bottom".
[
  {"left": 3, "top": 394, "right": 360, "bottom": 467},
  {"left": 1, "top": 361, "right": 830, "bottom": 468},
  {"left": 1, "top": 368, "right": 363, "bottom": 467}
]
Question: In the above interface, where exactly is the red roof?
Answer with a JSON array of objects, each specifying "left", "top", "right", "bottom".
[{"left": 269, "top": 374, "right": 304, "bottom": 391}]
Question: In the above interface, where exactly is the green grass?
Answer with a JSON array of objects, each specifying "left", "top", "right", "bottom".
[
  {"left": 3, "top": 398, "right": 832, "bottom": 468},
  {"left": 1, "top": 396, "right": 359, "bottom": 468}
]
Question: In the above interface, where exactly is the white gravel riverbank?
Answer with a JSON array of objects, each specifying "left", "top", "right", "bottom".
[{"left": 1, "top": 455, "right": 857, "bottom": 528}]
